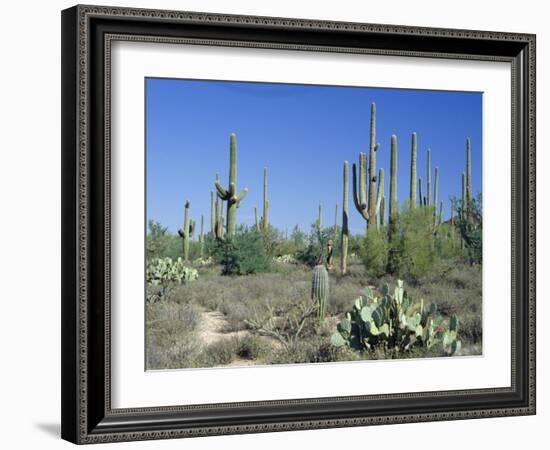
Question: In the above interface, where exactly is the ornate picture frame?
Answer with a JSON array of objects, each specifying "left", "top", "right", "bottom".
[{"left": 61, "top": 4, "right": 536, "bottom": 444}]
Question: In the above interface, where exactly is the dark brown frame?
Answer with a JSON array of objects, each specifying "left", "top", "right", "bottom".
[{"left": 61, "top": 4, "right": 536, "bottom": 444}]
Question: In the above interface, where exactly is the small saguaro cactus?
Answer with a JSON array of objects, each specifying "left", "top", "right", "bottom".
[
  {"left": 317, "top": 204, "right": 323, "bottom": 232},
  {"left": 341, "top": 161, "right": 349, "bottom": 274},
  {"left": 178, "top": 201, "right": 195, "bottom": 262},
  {"left": 389, "top": 135, "right": 398, "bottom": 226},
  {"left": 210, "top": 191, "right": 215, "bottom": 237},
  {"left": 215, "top": 133, "right": 248, "bottom": 238},
  {"left": 311, "top": 264, "right": 329, "bottom": 320},
  {"left": 410, "top": 132, "right": 417, "bottom": 208},
  {"left": 214, "top": 176, "right": 223, "bottom": 240},
  {"left": 199, "top": 215, "right": 205, "bottom": 257},
  {"left": 352, "top": 102, "right": 380, "bottom": 230},
  {"left": 254, "top": 207, "right": 260, "bottom": 232}
]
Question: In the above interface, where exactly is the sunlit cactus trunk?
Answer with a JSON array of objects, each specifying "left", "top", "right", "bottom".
[
  {"left": 178, "top": 201, "right": 194, "bottom": 262},
  {"left": 352, "top": 103, "right": 380, "bottom": 231},
  {"left": 215, "top": 133, "right": 248, "bottom": 238},
  {"left": 389, "top": 135, "right": 398, "bottom": 226},
  {"left": 410, "top": 132, "right": 417, "bottom": 208},
  {"left": 210, "top": 191, "right": 215, "bottom": 237},
  {"left": 341, "top": 161, "right": 349, "bottom": 274},
  {"left": 418, "top": 177, "right": 423, "bottom": 209},
  {"left": 199, "top": 215, "right": 205, "bottom": 257},
  {"left": 367, "top": 103, "right": 378, "bottom": 231}
]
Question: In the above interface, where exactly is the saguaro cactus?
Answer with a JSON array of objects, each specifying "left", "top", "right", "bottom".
[
  {"left": 214, "top": 175, "right": 223, "bottom": 240},
  {"left": 376, "top": 168, "right": 385, "bottom": 229},
  {"left": 199, "top": 215, "right": 205, "bottom": 257},
  {"left": 262, "top": 167, "right": 269, "bottom": 232},
  {"left": 380, "top": 196, "right": 386, "bottom": 227},
  {"left": 341, "top": 161, "right": 349, "bottom": 274},
  {"left": 389, "top": 135, "right": 398, "bottom": 225},
  {"left": 317, "top": 204, "right": 323, "bottom": 232},
  {"left": 311, "top": 264, "right": 329, "bottom": 320},
  {"left": 210, "top": 191, "right": 215, "bottom": 236},
  {"left": 352, "top": 103, "right": 380, "bottom": 229},
  {"left": 410, "top": 132, "right": 417, "bottom": 208},
  {"left": 254, "top": 207, "right": 260, "bottom": 232},
  {"left": 418, "top": 177, "right": 423, "bottom": 209},
  {"left": 215, "top": 133, "right": 248, "bottom": 237},
  {"left": 178, "top": 201, "right": 195, "bottom": 262}
]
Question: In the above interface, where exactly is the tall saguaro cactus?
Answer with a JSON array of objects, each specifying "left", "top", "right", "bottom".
[
  {"left": 215, "top": 133, "right": 248, "bottom": 237},
  {"left": 262, "top": 167, "right": 269, "bottom": 232},
  {"left": 341, "top": 161, "right": 349, "bottom": 274},
  {"left": 389, "top": 135, "right": 398, "bottom": 225},
  {"left": 410, "top": 132, "right": 417, "bottom": 208},
  {"left": 178, "top": 201, "right": 195, "bottom": 262},
  {"left": 352, "top": 103, "right": 380, "bottom": 230}
]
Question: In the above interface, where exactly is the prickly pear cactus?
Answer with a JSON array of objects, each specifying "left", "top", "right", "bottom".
[
  {"left": 311, "top": 264, "right": 329, "bottom": 320},
  {"left": 331, "top": 280, "right": 461, "bottom": 356},
  {"left": 146, "top": 257, "right": 198, "bottom": 287}
]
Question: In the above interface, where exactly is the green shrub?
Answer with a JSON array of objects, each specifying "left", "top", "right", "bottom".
[
  {"left": 209, "top": 226, "right": 272, "bottom": 275},
  {"left": 452, "top": 194, "right": 483, "bottom": 265},
  {"left": 146, "top": 220, "right": 181, "bottom": 260},
  {"left": 360, "top": 228, "right": 388, "bottom": 276},
  {"left": 296, "top": 225, "right": 330, "bottom": 268}
]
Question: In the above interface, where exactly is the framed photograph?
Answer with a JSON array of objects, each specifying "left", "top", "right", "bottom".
[{"left": 61, "top": 4, "right": 536, "bottom": 444}]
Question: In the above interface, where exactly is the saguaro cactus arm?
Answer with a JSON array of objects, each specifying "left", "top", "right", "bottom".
[{"left": 352, "top": 152, "right": 370, "bottom": 221}]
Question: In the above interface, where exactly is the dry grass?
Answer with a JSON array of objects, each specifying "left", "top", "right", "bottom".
[{"left": 146, "top": 258, "right": 482, "bottom": 370}]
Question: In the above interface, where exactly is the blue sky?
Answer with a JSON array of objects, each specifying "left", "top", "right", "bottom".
[{"left": 146, "top": 78, "right": 482, "bottom": 235}]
